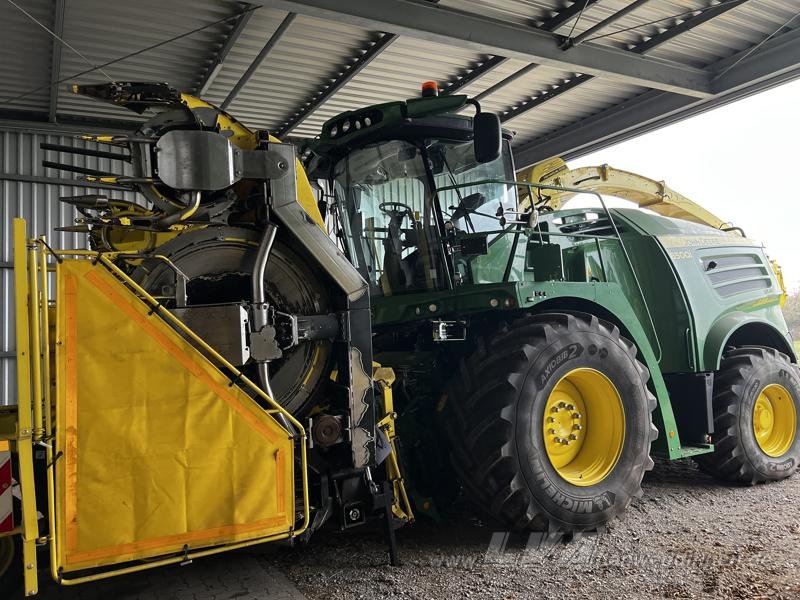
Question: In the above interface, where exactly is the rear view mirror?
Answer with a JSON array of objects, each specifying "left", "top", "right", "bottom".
[{"left": 473, "top": 112, "right": 501, "bottom": 163}]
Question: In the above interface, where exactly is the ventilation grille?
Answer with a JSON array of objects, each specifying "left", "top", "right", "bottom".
[{"left": 702, "top": 253, "right": 772, "bottom": 298}]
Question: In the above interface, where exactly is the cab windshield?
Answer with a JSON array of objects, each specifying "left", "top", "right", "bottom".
[{"left": 333, "top": 138, "right": 516, "bottom": 296}]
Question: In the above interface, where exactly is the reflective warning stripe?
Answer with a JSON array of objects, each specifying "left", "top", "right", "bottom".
[{"left": 0, "top": 448, "right": 12, "bottom": 533}]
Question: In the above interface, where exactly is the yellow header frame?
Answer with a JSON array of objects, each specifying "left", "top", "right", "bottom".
[{"left": 10, "top": 218, "right": 310, "bottom": 594}]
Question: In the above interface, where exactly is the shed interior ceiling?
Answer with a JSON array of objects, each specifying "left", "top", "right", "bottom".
[{"left": 0, "top": 0, "right": 798, "bottom": 166}]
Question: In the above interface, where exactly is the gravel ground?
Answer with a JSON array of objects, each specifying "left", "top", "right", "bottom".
[
  {"left": 275, "top": 458, "right": 800, "bottom": 600},
  {"left": 36, "top": 458, "right": 800, "bottom": 600}
]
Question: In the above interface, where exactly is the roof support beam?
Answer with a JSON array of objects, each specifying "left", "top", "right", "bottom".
[
  {"left": 442, "top": 0, "right": 596, "bottom": 97},
  {"left": 513, "top": 27, "right": 800, "bottom": 167},
  {"left": 0, "top": 109, "right": 138, "bottom": 133},
  {"left": 709, "top": 21, "right": 800, "bottom": 94},
  {"left": 537, "top": 0, "right": 602, "bottom": 32},
  {"left": 631, "top": 0, "right": 750, "bottom": 55},
  {"left": 515, "top": 90, "right": 695, "bottom": 167},
  {"left": 48, "top": 0, "right": 65, "bottom": 123},
  {"left": 259, "top": 0, "right": 713, "bottom": 98},
  {"left": 197, "top": 3, "right": 256, "bottom": 96},
  {"left": 563, "top": 0, "right": 654, "bottom": 49},
  {"left": 474, "top": 63, "right": 538, "bottom": 102},
  {"left": 498, "top": 0, "right": 748, "bottom": 123},
  {"left": 500, "top": 74, "right": 593, "bottom": 122},
  {"left": 441, "top": 55, "right": 508, "bottom": 95},
  {"left": 221, "top": 12, "right": 296, "bottom": 109},
  {"left": 275, "top": 32, "right": 398, "bottom": 137}
]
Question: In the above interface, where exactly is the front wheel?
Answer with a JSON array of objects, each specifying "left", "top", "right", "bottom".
[
  {"left": 445, "top": 312, "right": 658, "bottom": 532},
  {"left": 696, "top": 347, "right": 800, "bottom": 484}
]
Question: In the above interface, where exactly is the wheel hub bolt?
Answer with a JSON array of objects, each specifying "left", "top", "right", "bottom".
[
  {"left": 557, "top": 401, "right": 566, "bottom": 409},
  {"left": 568, "top": 433, "right": 578, "bottom": 441},
  {"left": 573, "top": 424, "right": 582, "bottom": 431},
  {"left": 548, "top": 428, "right": 556, "bottom": 435},
  {"left": 565, "top": 403, "right": 575, "bottom": 411},
  {"left": 572, "top": 412, "right": 581, "bottom": 419}
]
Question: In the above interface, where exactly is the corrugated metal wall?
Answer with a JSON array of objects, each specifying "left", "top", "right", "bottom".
[{"left": 0, "top": 127, "right": 137, "bottom": 405}]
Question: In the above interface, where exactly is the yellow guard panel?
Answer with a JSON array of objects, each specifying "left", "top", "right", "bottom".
[{"left": 54, "top": 260, "right": 294, "bottom": 571}]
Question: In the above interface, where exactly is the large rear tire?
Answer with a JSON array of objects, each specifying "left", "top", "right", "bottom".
[
  {"left": 696, "top": 347, "right": 800, "bottom": 484},
  {"left": 445, "top": 312, "right": 657, "bottom": 532}
]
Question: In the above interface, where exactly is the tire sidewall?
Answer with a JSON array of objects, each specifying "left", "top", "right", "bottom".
[
  {"left": 514, "top": 325, "right": 651, "bottom": 528},
  {"left": 735, "top": 356, "right": 800, "bottom": 480}
]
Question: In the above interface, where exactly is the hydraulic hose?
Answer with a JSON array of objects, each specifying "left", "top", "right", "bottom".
[{"left": 252, "top": 223, "right": 278, "bottom": 400}]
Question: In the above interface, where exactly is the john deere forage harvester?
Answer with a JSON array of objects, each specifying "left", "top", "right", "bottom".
[{"left": 1, "top": 81, "right": 797, "bottom": 595}]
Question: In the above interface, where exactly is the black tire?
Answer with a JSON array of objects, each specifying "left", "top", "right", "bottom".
[
  {"left": 696, "top": 347, "right": 800, "bottom": 484},
  {"left": 0, "top": 535, "right": 22, "bottom": 599},
  {"left": 132, "top": 227, "right": 332, "bottom": 416},
  {"left": 445, "top": 312, "right": 658, "bottom": 532}
]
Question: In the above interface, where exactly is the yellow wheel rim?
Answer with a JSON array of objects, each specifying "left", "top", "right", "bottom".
[
  {"left": 752, "top": 383, "right": 796, "bottom": 457},
  {"left": 543, "top": 368, "right": 625, "bottom": 486},
  {"left": 0, "top": 536, "right": 13, "bottom": 580}
]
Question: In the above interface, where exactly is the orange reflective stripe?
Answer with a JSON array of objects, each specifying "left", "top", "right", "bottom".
[
  {"left": 64, "top": 273, "right": 79, "bottom": 553},
  {"left": 58, "top": 266, "right": 294, "bottom": 567},
  {"left": 66, "top": 514, "right": 289, "bottom": 564},
  {"left": 276, "top": 448, "right": 285, "bottom": 515}
]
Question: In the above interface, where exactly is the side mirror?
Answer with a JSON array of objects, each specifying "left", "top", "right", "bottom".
[{"left": 473, "top": 112, "right": 501, "bottom": 164}]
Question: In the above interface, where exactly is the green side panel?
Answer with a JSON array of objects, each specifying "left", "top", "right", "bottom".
[
  {"left": 615, "top": 234, "right": 694, "bottom": 372},
  {"left": 466, "top": 233, "right": 526, "bottom": 284},
  {"left": 372, "top": 282, "right": 520, "bottom": 325},
  {"left": 373, "top": 280, "right": 687, "bottom": 459},
  {"left": 617, "top": 208, "right": 794, "bottom": 370},
  {"left": 581, "top": 283, "right": 684, "bottom": 459}
]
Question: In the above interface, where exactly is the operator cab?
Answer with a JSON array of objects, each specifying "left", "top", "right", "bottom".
[{"left": 304, "top": 88, "right": 518, "bottom": 297}]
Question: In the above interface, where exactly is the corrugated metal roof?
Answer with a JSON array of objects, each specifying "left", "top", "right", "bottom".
[
  {"left": 0, "top": 0, "right": 54, "bottom": 113},
  {"left": 294, "top": 36, "right": 484, "bottom": 136},
  {"left": 203, "top": 11, "right": 373, "bottom": 131},
  {"left": 0, "top": 0, "right": 798, "bottom": 162},
  {"left": 441, "top": 0, "right": 800, "bottom": 67},
  {"left": 56, "top": 0, "right": 234, "bottom": 121},
  {"left": 508, "top": 78, "right": 651, "bottom": 146}
]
